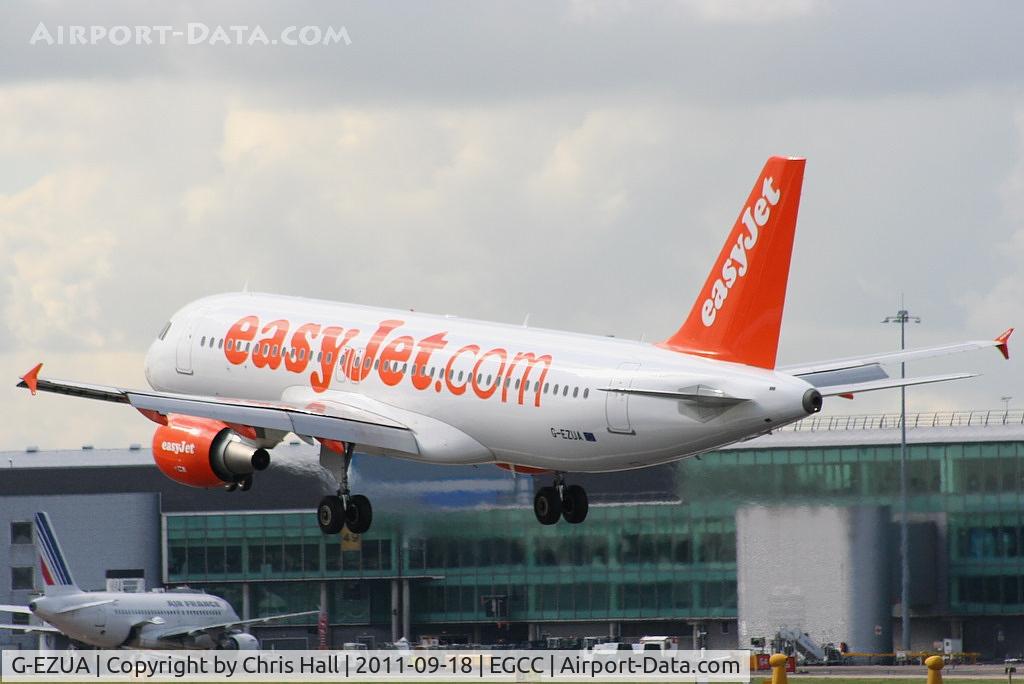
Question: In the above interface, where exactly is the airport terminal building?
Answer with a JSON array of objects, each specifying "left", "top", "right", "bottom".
[{"left": 3, "top": 409, "right": 1024, "bottom": 660}]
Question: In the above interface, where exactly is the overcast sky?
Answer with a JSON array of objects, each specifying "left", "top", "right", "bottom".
[{"left": 1, "top": 1, "right": 1023, "bottom": 451}]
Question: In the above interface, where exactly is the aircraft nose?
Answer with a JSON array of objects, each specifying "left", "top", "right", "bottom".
[{"left": 144, "top": 337, "right": 165, "bottom": 389}]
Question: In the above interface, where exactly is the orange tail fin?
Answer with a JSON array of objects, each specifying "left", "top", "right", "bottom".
[{"left": 660, "top": 156, "right": 806, "bottom": 369}]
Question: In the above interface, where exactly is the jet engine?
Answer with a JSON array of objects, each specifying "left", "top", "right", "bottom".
[
  {"left": 152, "top": 415, "right": 270, "bottom": 488},
  {"left": 218, "top": 633, "right": 260, "bottom": 650}
]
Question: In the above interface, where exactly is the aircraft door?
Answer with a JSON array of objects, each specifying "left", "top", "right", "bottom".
[
  {"left": 91, "top": 605, "right": 106, "bottom": 629},
  {"left": 175, "top": 315, "right": 198, "bottom": 375},
  {"left": 605, "top": 362, "right": 640, "bottom": 434}
]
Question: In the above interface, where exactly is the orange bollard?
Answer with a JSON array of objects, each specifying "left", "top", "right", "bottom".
[
  {"left": 925, "top": 655, "right": 944, "bottom": 684},
  {"left": 769, "top": 654, "right": 789, "bottom": 684}
]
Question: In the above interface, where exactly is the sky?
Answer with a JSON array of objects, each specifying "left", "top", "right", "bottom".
[{"left": 1, "top": 0, "right": 1023, "bottom": 451}]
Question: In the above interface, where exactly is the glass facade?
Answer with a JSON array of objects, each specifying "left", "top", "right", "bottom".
[{"left": 164, "top": 439, "right": 1024, "bottom": 626}]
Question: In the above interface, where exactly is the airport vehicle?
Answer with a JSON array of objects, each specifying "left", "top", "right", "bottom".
[
  {"left": 0, "top": 513, "right": 314, "bottom": 649},
  {"left": 17, "top": 157, "right": 1012, "bottom": 533}
]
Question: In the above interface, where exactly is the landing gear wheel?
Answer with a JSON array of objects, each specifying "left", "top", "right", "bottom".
[
  {"left": 224, "top": 482, "right": 238, "bottom": 493},
  {"left": 345, "top": 494, "right": 373, "bottom": 534},
  {"left": 238, "top": 476, "right": 253, "bottom": 492},
  {"left": 534, "top": 486, "right": 562, "bottom": 525},
  {"left": 561, "top": 484, "right": 589, "bottom": 524},
  {"left": 317, "top": 495, "right": 345, "bottom": 534}
]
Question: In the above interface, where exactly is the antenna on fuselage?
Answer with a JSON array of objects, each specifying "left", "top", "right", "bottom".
[{"left": 522, "top": 313, "right": 531, "bottom": 328}]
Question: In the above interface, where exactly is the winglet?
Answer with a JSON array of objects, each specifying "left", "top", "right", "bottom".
[
  {"left": 996, "top": 328, "right": 1014, "bottom": 360},
  {"left": 19, "top": 363, "right": 43, "bottom": 395}
]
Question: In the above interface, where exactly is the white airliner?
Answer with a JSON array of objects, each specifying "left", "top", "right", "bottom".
[
  {"left": 18, "top": 157, "right": 1012, "bottom": 531},
  {"left": 0, "top": 513, "right": 315, "bottom": 649}
]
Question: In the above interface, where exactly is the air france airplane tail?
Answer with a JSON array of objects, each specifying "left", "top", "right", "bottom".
[
  {"left": 34, "top": 512, "right": 79, "bottom": 596},
  {"left": 662, "top": 156, "right": 806, "bottom": 369}
]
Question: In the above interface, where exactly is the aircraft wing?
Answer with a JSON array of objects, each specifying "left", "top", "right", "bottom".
[
  {"left": 152, "top": 610, "right": 320, "bottom": 640},
  {"left": 0, "top": 604, "right": 32, "bottom": 615},
  {"left": 780, "top": 329, "right": 1012, "bottom": 392},
  {"left": 17, "top": 365, "right": 419, "bottom": 456}
]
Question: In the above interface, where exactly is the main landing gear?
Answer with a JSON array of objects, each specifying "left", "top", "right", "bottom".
[
  {"left": 534, "top": 474, "right": 588, "bottom": 525},
  {"left": 316, "top": 442, "right": 373, "bottom": 535},
  {"left": 224, "top": 475, "right": 253, "bottom": 493}
]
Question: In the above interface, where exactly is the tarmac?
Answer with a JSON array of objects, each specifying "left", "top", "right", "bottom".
[{"left": 788, "top": 663, "right": 1018, "bottom": 678}]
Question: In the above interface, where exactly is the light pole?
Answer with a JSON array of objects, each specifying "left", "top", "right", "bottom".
[{"left": 883, "top": 301, "right": 920, "bottom": 654}]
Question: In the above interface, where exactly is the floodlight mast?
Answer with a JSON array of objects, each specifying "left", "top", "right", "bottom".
[{"left": 883, "top": 299, "right": 920, "bottom": 654}]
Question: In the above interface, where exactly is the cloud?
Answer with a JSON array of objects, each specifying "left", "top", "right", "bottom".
[
  {"left": 0, "top": 169, "right": 116, "bottom": 351},
  {"left": 1, "top": 2, "right": 1023, "bottom": 449}
]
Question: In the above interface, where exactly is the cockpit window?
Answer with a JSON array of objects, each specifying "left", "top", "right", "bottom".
[{"left": 157, "top": 321, "right": 172, "bottom": 340}]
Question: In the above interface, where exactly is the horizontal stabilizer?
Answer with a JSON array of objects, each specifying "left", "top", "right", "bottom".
[
  {"left": 819, "top": 373, "right": 977, "bottom": 398},
  {"left": 0, "top": 604, "right": 31, "bottom": 615},
  {"left": 601, "top": 386, "right": 749, "bottom": 406},
  {"left": 783, "top": 329, "right": 1013, "bottom": 378},
  {"left": 0, "top": 622, "right": 60, "bottom": 633},
  {"left": 54, "top": 599, "right": 115, "bottom": 614}
]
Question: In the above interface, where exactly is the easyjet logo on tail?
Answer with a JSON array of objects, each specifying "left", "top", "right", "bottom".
[{"left": 700, "top": 176, "right": 781, "bottom": 327}]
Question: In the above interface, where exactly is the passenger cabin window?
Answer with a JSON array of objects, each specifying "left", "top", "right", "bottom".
[
  {"left": 10, "top": 522, "right": 31, "bottom": 545},
  {"left": 11, "top": 566, "right": 33, "bottom": 590},
  {"left": 200, "top": 336, "right": 206, "bottom": 346}
]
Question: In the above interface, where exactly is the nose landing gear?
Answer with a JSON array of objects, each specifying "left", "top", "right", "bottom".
[
  {"left": 533, "top": 474, "right": 588, "bottom": 525},
  {"left": 316, "top": 442, "right": 373, "bottom": 535}
]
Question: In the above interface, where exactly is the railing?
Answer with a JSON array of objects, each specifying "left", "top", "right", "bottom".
[{"left": 780, "top": 409, "right": 1024, "bottom": 432}]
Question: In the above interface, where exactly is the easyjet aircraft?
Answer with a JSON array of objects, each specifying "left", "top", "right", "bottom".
[{"left": 18, "top": 157, "right": 1012, "bottom": 532}]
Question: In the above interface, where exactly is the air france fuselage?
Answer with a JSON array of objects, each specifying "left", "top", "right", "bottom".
[{"left": 30, "top": 591, "right": 235, "bottom": 649}]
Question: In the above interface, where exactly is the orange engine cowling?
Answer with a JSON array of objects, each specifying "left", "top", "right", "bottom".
[{"left": 152, "top": 415, "right": 270, "bottom": 488}]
